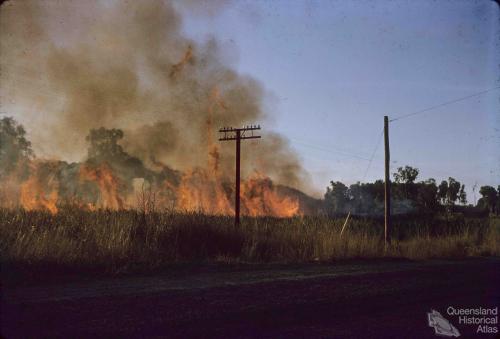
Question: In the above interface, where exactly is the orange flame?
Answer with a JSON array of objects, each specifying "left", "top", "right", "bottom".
[
  {"left": 175, "top": 168, "right": 233, "bottom": 214},
  {"left": 173, "top": 168, "right": 300, "bottom": 217},
  {"left": 10, "top": 160, "right": 301, "bottom": 216},
  {"left": 241, "top": 172, "right": 300, "bottom": 217},
  {"left": 79, "top": 163, "right": 125, "bottom": 210},
  {"left": 19, "top": 162, "right": 59, "bottom": 214}
]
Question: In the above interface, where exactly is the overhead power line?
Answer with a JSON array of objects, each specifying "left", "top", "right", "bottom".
[
  {"left": 289, "top": 138, "right": 371, "bottom": 161},
  {"left": 361, "top": 129, "right": 384, "bottom": 181},
  {"left": 390, "top": 85, "right": 500, "bottom": 122}
]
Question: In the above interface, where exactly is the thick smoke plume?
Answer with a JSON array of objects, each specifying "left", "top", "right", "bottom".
[{"left": 0, "top": 0, "right": 314, "bottom": 215}]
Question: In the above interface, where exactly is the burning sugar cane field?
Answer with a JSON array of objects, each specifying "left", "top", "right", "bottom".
[{"left": 1, "top": 1, "right": 499, "bottom": 338}]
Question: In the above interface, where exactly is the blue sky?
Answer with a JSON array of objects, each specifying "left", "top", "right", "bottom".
[{"left": 178, "top": 0, "right": 499, "bottom": 198}]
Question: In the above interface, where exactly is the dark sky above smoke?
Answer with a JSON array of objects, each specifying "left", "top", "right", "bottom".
[{"left": 0, "top": 0, "right": 311, "bottom": 192}]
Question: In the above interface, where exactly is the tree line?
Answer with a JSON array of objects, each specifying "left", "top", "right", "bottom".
[
  {"left": 324, "top": 165, "right": 499, "bottom": 216},
  {"left": 2, "top": 117, "right": 498, "bottom": 216}
]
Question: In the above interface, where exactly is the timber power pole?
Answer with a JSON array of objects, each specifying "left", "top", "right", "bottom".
[
  {"left": 219, "top": 125, "right": 261, "bottom": 226},
  {"left": 384, "top": 116, "right": 392, "bottom": 246}
]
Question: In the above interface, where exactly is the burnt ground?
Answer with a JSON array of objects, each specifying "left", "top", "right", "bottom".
[{"left": 1, "top": 258, "right": 499, "bottom": 338}]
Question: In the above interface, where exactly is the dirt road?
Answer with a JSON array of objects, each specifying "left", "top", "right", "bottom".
[{"left": 2, "top": 259, "right": 499, "bottom": 338}]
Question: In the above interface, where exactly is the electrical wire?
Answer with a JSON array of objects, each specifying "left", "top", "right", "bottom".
[
  {"left": 390, "top": 86, "right": 500, "bottom": 122},
  {"left": 289, "top": 138, "right": 371, "bottom": 161},
  {"left": 361, "top": 129, "right": 384, "bottom": 182}
]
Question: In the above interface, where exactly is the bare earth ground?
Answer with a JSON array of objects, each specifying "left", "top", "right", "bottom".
[{"left": 1, "top": 258, "right": 499, "bottom": 338}]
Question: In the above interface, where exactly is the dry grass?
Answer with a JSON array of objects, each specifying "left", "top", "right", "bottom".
[{"left": 1, "top": 209, "right": 498, "bottom": 276}]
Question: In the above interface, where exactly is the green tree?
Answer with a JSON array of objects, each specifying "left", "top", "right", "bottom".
[
  {"left": 86, "top": 127, "right": 127, "bottom": 161},
  {"left": 438, "top": 180, "right": 448, "bottom": 205},
  {"left": 85, "top": 127, "right": 145, "bottom": 179},
  {"left": 324, "top": 181, "right": 349, "bottom": 215},
  {"left": 497, "top": 186, "right": 500, "bottom": 214},
  {"left": 0, "top": 117, "right": 33, "bottom": 177},
  {"left": 415, "top": 178, "right": 439, "bottom": 212},
  {"left": 478, "top": 186, "right": 498, "bottom": 214},
  {"left": 446, "top": 177, "right": 461, "bottom": 206},
  {"left": 366, "top": 179, "right": 385, "bottom": 202},
  {"left": 393, "top": 165, "right": 420, "bottom": 201},
  {"left": 348, "top": 182, "right": 378, "bottom": 214},
  {"left": 393, "top": 165, "right": 419, "bottom": 184},
  {"left": 458, "top": 184, "right": 467, "bottom": 205}
]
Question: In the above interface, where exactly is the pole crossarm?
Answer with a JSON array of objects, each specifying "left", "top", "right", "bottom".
[
  {"left": 218, "top": 125, "right": 261, "bottom": 141},
  {"left": 219, "top": 135, "right": 261, "bottom": 141}
]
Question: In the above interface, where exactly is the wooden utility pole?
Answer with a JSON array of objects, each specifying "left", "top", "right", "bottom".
[
  {"left": 384, "top": 116, "right": 391, "bottom": 245},
  {"left": 235, "top": 130, "right": 241, "bottom": 225},
  {"left": 219, "top": 125, "right": 261, "bottom": 226}
]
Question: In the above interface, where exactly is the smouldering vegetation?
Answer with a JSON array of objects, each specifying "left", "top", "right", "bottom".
[{"left": 1, "top": 209, "right": 499, "bottom": 278}]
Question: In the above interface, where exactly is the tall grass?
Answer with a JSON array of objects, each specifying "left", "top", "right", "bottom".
[{"left": 1, "top": 209, "right": 498, "bottom": 276}]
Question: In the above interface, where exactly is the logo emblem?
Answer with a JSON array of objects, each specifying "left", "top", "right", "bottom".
[{"left": 428, "top": 309, "right": 461, "bottom": 337}]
